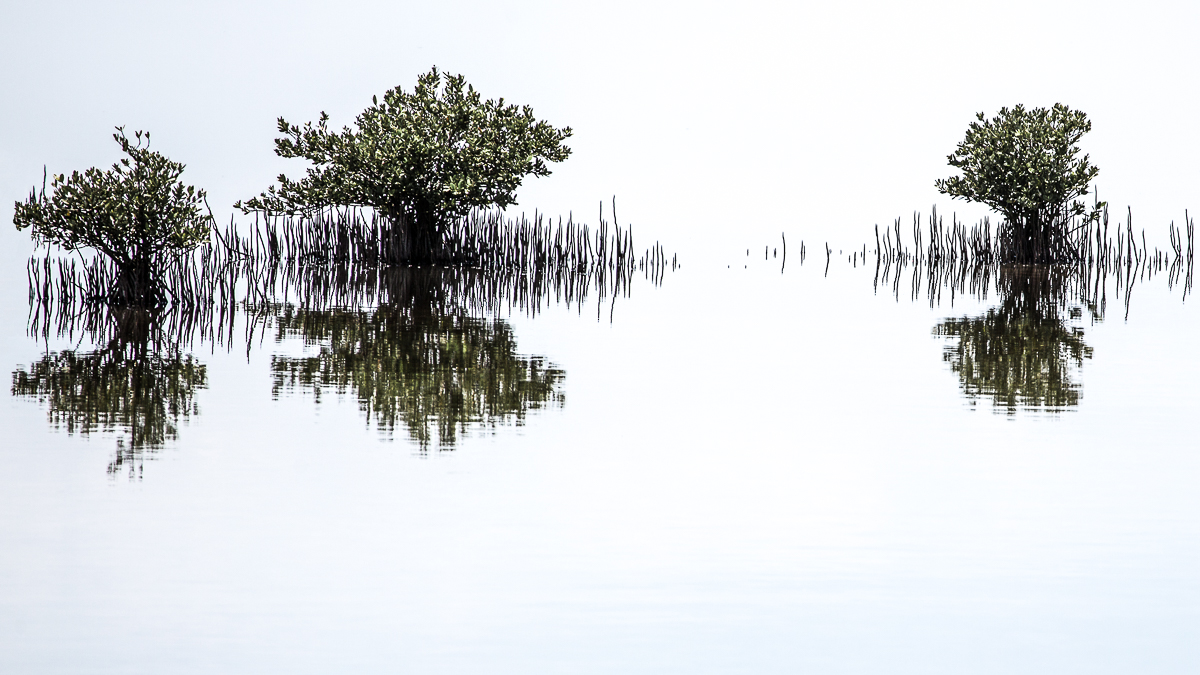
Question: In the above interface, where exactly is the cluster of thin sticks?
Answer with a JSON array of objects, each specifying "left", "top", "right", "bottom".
[
  {"left": 215, "top": 202, "right": 674, "bottom": 278},
  {"left": 866, "top": 206, "right": 1195, "bottom": 318},
  {"left": 26, "top": 204, "right": 675, "bottom": 347}
]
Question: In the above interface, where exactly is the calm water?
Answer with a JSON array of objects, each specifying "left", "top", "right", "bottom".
[{"left": 2, "top": 245, "right": 1198, "bottom": 674}]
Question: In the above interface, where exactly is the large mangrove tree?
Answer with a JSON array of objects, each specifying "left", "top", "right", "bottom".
[{"left": 237, "top": 67, "right": 573, "bottom": 264}]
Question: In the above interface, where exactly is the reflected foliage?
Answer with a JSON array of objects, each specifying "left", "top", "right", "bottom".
[
  {"left": 11, "top": 309, "right": 207, "bottom": 477},
  {"left": 268, "top": 305, "right": 564, "bottom": 449},
  {"left": 17, "top": 263, "right": 575, "bottom": 475},
  {"left": 933, "top": 266, "right": 1094, "bottom": 412}
]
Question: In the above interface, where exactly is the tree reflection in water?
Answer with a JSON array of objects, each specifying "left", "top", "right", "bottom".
[
  {"left": 268, "top": 305, "right": 564, "bottom": 449},
  {"left": 933, "top": 266, "right": 1095, "bottom": 412},
  {"left": 10, "top": 309, "right": 207, "bottom": 478},
  {"left": 14, "top": 263, "right": 575, "bottom": 475}
]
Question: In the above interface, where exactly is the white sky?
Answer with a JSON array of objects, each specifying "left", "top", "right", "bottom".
[{"left": 2, "top": 0, "right": 1198, "bottom": 260}]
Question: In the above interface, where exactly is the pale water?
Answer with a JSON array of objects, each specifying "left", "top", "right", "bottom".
[{"left": 2, "top": 247, "right": 1198, "bottom": 674}]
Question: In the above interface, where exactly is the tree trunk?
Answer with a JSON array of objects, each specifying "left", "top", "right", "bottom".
[
  {"left": 111, "top": 258, "right": 157, "bottom": 307},
  {"left": 406, "top": 202, "right": 440, "bottom": 265},
  {"left": 1005, "top": 213, "right": 1052, "bottom": 264}
]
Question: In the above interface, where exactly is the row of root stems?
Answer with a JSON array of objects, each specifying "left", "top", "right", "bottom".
[{"left": 27, "top": 204, "right": 677, "bottom": 344}]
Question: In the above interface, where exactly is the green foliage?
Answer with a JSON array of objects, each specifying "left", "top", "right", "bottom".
[
  {"left": 935, "top": 104, "right": 1101, "bottom": 263},
  {"left": 268, "top": 305, "right": 564, "bottom": 449},
  {"left": 13, "top": 128, "right": 212, "bottom": 305},
  {"left": 237, "top": 67, "right": 572, "bottom": 262}
]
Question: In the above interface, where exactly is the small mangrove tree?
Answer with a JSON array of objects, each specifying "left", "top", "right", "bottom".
[
  {"left": 13, "top": 128, "right": 213, "bottom": 306},
  {"left": 935, "top": 104, "right": 1102, "bottom": 264}
]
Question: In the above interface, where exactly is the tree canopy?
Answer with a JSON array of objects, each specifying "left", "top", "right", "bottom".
[
  {"left": 13, "top": 128, "right": 212, "bottom": 305},
  {"left": 237, "top": 67, "right": 573, "bottom": 262},
  {"left": 935, "top": 104, "right": 1100, "bottom": 263}
]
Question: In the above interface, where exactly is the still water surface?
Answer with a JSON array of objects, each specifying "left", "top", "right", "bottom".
[{"left": 2, "top": 250, "right": 1198, "bottom": 673}]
